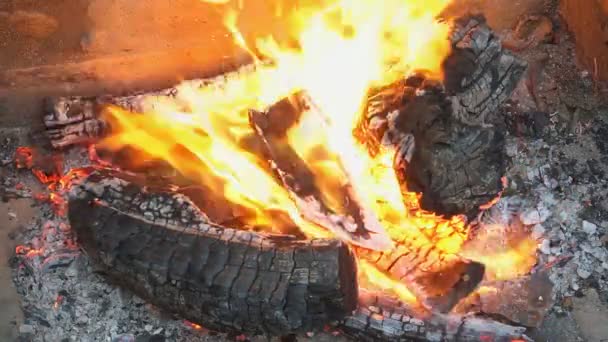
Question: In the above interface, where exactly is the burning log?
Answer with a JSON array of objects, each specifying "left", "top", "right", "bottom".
[
  {"left": 247, "top": 98, "right": 392, "bottom": 251},
  {"left": 68, "top": 170, "right": 358, "bottom": 335},
  {"left": 340, "top": 289, "right": 532, "bottom": 341},
  {"left": 43, "top": 65, "right": 260, "bottom": 148},
  {"left": 357, "top": 240, "right": 484, "bottom": 313},
  {"left": 360, "top": 16, "right": 525, "bottom": 218}
]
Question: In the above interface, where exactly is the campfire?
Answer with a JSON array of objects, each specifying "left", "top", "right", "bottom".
[{"left": 10, "top": 0, "right": 558, "bottom": 340}]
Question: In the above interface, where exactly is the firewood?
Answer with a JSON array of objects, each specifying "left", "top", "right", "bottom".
[
  {"left": 359, "top": 16, "right": 525, "bottom": 219},
  {"left": 341, "top": 288, "right": 533, "bottom": 342},
  {"left": 68, "top": 169, "right": 358, "bottom": 335},
  {"left": 356, "top": 239, "right": 484, "bottom": 313},
  {"left": 248, "top": 97, "right": 392, "bottom": 252}
]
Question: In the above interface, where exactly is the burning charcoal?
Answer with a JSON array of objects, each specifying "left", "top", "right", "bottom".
[{"left": 67, "top": 170, "right": 358, "bottom": 335}]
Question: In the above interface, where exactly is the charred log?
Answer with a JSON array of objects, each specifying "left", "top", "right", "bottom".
[
  {"left": 67, "top": 170, "right": 358, "bottom": 335},
  {"left": 248, "top": 98, "right": 392, "bottom": 251},
  {"left": 43, "top": 64, "right": 260, "bottom": 148},
  {"left": 359, "top": 16, "right": 525, "bottom": 219},
  {"left": 445, "top": 15, "right": 527, "bottom": 126},
  {"left": 340, "top": 289, "right": 532, "bottom": 342},
  {"left": 356, "top": 239, "right": 484, "bottom": 313},
  {"left": 395, "top": 88, "right": 507, "bottom": 219}
]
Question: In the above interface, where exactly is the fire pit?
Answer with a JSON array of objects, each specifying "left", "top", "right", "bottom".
[{"left": 5, "top": 0, "right": 608, "bottom": 341}]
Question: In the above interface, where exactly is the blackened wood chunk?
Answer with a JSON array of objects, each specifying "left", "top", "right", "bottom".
[
  {"left": 445, "top": 15, "right": 527, "bottom": 126},
  {"left": 340, "top": 289, "right": 532, "bottom": 341},
  {"left": 373, "top": 16, "right": 523, "bottom": 219},
  {"left": 357, "top": 238, "right": 485, "bottom": 313},
  {"left": 396, "top": 91, "right": 506, "bottom": 219},
  {"left": 67, "top": 170, "right": 358, "bottom": 335}
]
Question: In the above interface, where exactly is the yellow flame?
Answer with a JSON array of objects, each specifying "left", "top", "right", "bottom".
[{"left": 359, "top": 259, "right": 418, "bottom": 304}]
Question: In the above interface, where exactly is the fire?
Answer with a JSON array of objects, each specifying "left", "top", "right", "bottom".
[
  {"left": 15, "top": 245, "right": 44, "bottom": 258},
  {"left": 359, "top": 260, "right": 418, "bottom": 305},
  {"left": 94, "top": 0, "right": 537, "bottom": 304}
]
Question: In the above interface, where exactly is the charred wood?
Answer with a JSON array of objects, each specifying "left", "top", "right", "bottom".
[
  {"left": 248, "top": 98, "right": 392, "bottom": 251},
  {"left": 67, "top": 170, "right": 358, "bottom": 335},
  {"left": 43, "top": 64, "right": 260, "bottom": 148},
  {"left": 396, "top": 88, "right": 507, "bottom": 219},
  {"left": 446, "top": 15, "right": 527, "bottom": 126},
  {"left": 453, "top": 273, "right": 554, "bottom": 328},
  {"left": 356, "top": 239, "right": 484, "bottom": 313},
  {"left": 340, "top": 289, "right": 532, "bottom": 342},
  {"left": 359, "top": 16, "right": 524, "bottom": 219}
]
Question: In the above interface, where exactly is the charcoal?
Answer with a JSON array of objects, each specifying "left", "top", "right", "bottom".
[
  {"left": 67, "top": 170, "right": 358, "bottom": 335},
  {"left": 340, "top": 289, "right": 532, "bottom": 341}
]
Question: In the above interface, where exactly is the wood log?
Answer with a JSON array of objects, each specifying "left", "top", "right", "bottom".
[
  {"left": 43, "top": 64, "right": 260, "bottom": 148},
  {"left": 67, "top": 170, "right": 358, "bottom": 335},
  {"left": 359, "top": 16, "right": 525, "bottom": 219},
  {"left": 248, "top": 97, "right": 392, "bottom": 252},
  {"left": 396, "top": 86, "right": 507, "bottom": 219},
  {"left": 340, "top": 289, "right": 532, "bottom": 341},
  {"left": 356, "top": 236, "right": 484, "bottom": 313}
]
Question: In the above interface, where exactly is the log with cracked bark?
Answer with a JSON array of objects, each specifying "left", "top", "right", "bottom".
[
  {"left": 359, "top": 15, "right": 525, "bottom": 219},
  {"left": 339, "top": 289, "right": 532, "bottom": 341},
  {"left": 68, "top": 170, "right": 358, "bottom": 335}
]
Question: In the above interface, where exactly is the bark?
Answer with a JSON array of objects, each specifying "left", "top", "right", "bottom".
[
  {"left": 67, "top": 170, "right": 358, "bottom": 335},
  {"left": 340, "top": 289, "right": 532, "bottom": 342}
]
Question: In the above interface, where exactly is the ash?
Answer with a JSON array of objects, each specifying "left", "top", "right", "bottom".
[
  {"left": 5, "top": 15, "right": 608, "bottom": 342},
  {"left": 8, "top": 148, "right": 226, "bottom": 342}
]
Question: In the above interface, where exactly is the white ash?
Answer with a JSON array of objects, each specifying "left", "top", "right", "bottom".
[
  {"left": 501, "top": 100, "right": 608, "bottom": 305},
  {"left": 8, "top": 148, "right": 233, "bottom": 342}
]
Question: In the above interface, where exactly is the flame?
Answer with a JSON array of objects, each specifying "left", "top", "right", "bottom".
[
  {"left": 94, "top": 0, "right": 536, "bottom": 304},
  {"left": 461, "top": 223, "right": 538, "bottom": 281},
  {"left": 359, "top": 260, "right": 418, "bottom": 304}
]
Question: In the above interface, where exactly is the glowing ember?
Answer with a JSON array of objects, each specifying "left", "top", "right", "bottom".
[
  {"left": 15, "top": 245, "right": 44, "bottom": 258},
  {"left": 53, "top": 294, "right": 64, "bottom": 311},
  {"left": 184, "top": 320, "right": 206, "bottom": 331}
]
